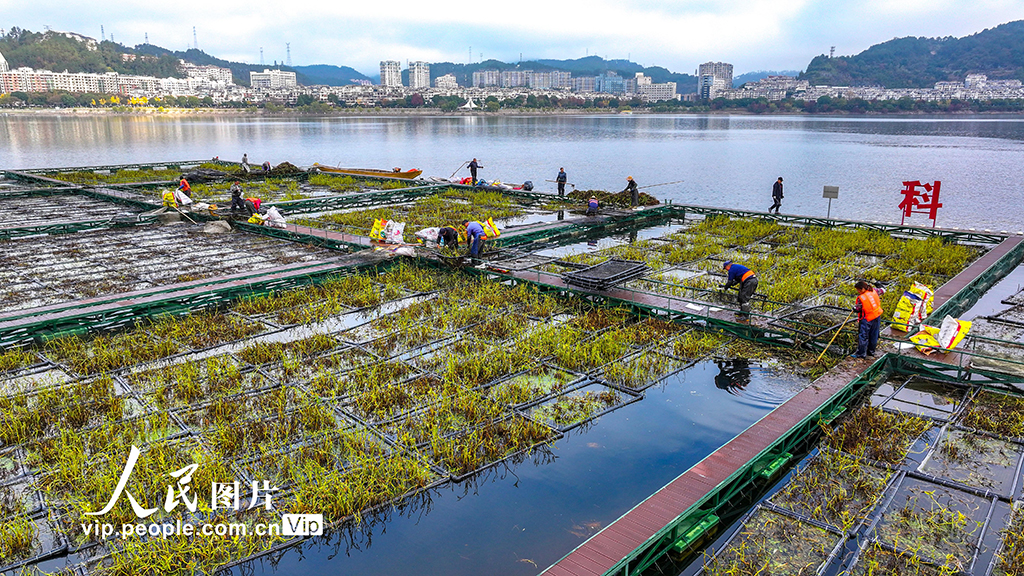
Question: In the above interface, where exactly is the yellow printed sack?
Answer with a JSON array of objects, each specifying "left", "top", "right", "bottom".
[
  {"left": 891, "top": 281, "right": 934, "bottom": 332},
  {"left": 162, "top": 190, "right": 177, "bottom": 208},
  {"left": 370, "top": 218, "right": 387, "bottom": 241},
  {"left": 484, "top": 217, "right": 501, "bottom": 238},
  {"left": 908, "top": 316, "right": 972, "bottom": 355},
  {"left": 248, "top": 214, "right": 265, "bottom": 225}
]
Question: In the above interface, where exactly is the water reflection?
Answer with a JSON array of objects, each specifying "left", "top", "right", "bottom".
[{"left": 714, "top": 359, "right": 752, "bottom": 393}]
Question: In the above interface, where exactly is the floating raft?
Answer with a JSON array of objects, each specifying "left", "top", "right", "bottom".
[{"left": 563, "top": 259, "right": 650, "bottom": 291}]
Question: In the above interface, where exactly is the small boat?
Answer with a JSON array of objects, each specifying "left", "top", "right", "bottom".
[{"left": 311, "top": 164, "right": 423, "bottom": 179}]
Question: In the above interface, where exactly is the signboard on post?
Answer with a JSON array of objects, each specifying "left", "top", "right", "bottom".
[{"left": 822, "top": 185, "right": 839, "bottom": 218}]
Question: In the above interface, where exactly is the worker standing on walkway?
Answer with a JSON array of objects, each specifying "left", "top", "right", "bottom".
[
  {"left": 623, "top": 176, "right": 639, "bottom": 207},
  {"left": 230, "top": 181, "right": 244, "bottom": 212},
  {"left": 468, "top": 158, "right": 482, "bottom": 185},
  {"left": 852, "top": 280, "right": 886, "bottom": 358},
  {"left": 769, "top": 177, "right": 784, "bottom": 214},
  {"left": 436, "top": 226, "right": 459, "bottom": 250},
  {"left": 177, "top": 175, "right": 192, "bottom": 198},
  {"left": 556, "top": 168, "right": 567, "bottom": 197},
  {"left": 463, "top": 219, "right": 486, "bottom": 260},
  {"left": 721, "top": 261, "right": 758, "bottom": 315}
]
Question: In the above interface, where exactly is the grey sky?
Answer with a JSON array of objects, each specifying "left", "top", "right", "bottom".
[{"left": 2, "top": 0, "right": 1021, "bottom": 76}]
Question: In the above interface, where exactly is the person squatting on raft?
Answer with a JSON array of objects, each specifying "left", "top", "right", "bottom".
[
  {"left": 436, "top": 226, "right": 459, "bottom": 250},
  {"left": 586, "top": 196, "right": 599, "bottom": 215},
  {"left": 853, "top": 280, "right": 886, "bottom": 358},
  {"left": 177, "top": 175, "right": 192, "bottom": 198},
  {"left": 463, "top": 220, "right": 486, "bottom": 259},
  {"left": 721, "top": 261, "right": 759, "bottom": 315},
  {"left": 230, "top": 181, "right": 245, "bottom": 212}
]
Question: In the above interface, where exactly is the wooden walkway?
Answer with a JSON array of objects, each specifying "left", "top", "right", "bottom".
[{"left": 541, "top": 235, "right": 1024, "bottom": 576}]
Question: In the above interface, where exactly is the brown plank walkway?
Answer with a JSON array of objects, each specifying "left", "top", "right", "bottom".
[
  {"left": 540, "top": 236, "right": 1024, "bottom": 576},
  {"left": 542, "top": 360, "right": 865, "bottom": 576}
]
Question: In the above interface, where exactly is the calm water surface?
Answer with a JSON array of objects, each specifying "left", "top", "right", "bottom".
[
  {"left": 221, "top": 360, "right": 805, "bottom": 576},
  {"left": 2, "top": 114, "right": 1024, "bottom": 229}
]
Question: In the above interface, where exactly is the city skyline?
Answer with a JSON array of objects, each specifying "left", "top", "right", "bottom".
[{"left": 0, "top": 1, "right": 1020, "bottom": 78}]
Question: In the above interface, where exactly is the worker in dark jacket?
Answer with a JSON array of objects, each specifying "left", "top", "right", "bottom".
[
  {"left": 230, "top": 181, "right": 244, "bottom": 212},
  {"left": 468, "top": 158, "right": 482, "bottom": 185},
  {"left": 852, "top": 280, "right": 886, "bottom": 358},
  {"left": 623, "top": 176, "right": 639, "bottom": 207},
  {"left": 436, "top": 226, "right": 459, "bottom": 250},
  {"left": 463, "top": 219, "right": 486, "bottom": 258},
  {"left": 722, "top": 261, "right": 758, "bottom": 315},
  {"left": 769, "top": 177, "right": 784, "bottom": 214},
  {"left": 556, "top": 168, "right": 567, "bottom": 197}
]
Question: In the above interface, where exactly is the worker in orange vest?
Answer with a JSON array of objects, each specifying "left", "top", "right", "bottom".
[
  {"left": 853, "top": 280, "right": 886, "bottom": 358},
  {"left": 177, "top": 175, "right": 192, "bottom": 198}
]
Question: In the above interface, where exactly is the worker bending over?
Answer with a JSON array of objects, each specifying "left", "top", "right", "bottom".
[
  {"left": 721, "top": 261, "right": 758, "bottom": 315},
  {"left": 852, "top": 280, "right": 886, "bottom": 358},
  {"left": 244, "top": 197, "right": 263, "bottom": 217},
  {"left": 463, "top": 219, "right": 486, "bottom": 259},
  {"left": 436, "top": 226, "right": 459, "bottom": 249},
  {"left": 623, "top": 176, "right": 639, "bottom": 207},
  {"left": 586, "top": 196, "right": 599, "bottom": 216}
]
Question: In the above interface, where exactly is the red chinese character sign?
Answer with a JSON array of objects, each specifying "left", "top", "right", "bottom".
[{"left": 899, "top": 180, "right": 943, "bottom": 227}]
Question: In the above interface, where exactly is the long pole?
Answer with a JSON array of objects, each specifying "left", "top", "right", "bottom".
[
  {"left": 827, "top": 198, "right": 832, "bottom": 219},
  {"left": 448, "top": 161, "right": 469, "bottom": 179},
  {"left": 637, "top": 179, "right": 685, "bottom": 190}
]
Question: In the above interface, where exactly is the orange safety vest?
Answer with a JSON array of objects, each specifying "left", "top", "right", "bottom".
[
  {"left": 858, "top": 290, "right": 883, "bottom": 322},
  {"left": 740, "top": 269, "right": 755, "bottom": 282},
  {"left": 179, "top": 179, "right": 191, "bottom": 192}
]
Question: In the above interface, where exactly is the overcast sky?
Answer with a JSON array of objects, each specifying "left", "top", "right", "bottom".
[{"left": 2, "top": 0, "right": 1021, "bottom": 76}]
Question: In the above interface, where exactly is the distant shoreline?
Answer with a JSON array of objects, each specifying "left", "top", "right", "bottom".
[{"left": 2, "top": 107, "right": 1021, "bottom": 118}]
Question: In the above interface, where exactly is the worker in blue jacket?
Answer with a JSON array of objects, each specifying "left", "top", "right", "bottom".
[
  {"left": 463, "top": 220, "right": 486, "bottom": 259},
  {"left": 721, "top": 261, "right": 758, "bottom": 315}
]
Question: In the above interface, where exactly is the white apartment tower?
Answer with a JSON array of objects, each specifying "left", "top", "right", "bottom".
[
  {"left": 380, "top": 60, "right": 402, "bottom": 87},
  {"left": 698, "top": 61, "right": 733, "bottom": 99},
  {"left": 249, "top": 69, "right": 297, "bottom": 89},
  {"left": 0, "top": 49, "right": 8, "bottom": 74},
  {"left": 409, "top": 61, "right": 430, "bottom": 89},
  {"left": 434, "top": 73, "right": 457, "bottom": 89}
]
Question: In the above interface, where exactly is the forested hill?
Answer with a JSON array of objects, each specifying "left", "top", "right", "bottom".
[
  {"left": 0, "top": 28, "right": 183, "bottom": 78},
  {"left": 0, "top": 27, "right": 370, "bottom": 86},
  {"left": 802, "top": 20, "right": 1024, "bottom": 88}
]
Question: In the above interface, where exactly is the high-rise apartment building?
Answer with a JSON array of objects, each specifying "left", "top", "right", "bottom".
[
  {"left": 380, "top": 60, "right": 402, "bottom": 87},
  {"left": 472, "top": 70, "right": 499, "bottom": 87},
  {"left": 0, "top": 49, "right": 9, "bottom": 74},
  {"left": 409, "top": 61, "right": 430, "bottom": 89},
  {"left": 500, "top": 70, "right": 528, "bottom": 88},
  {"left": 551, "top": 70, "right": 572, "bottom": 89},
  {"left": 698, "top": 61, "right": 733, "bottom": 99}
]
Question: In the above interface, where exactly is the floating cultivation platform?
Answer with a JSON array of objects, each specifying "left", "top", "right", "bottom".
[{"left": 4, "top": 160, "right": 1024, "bottom": 576}]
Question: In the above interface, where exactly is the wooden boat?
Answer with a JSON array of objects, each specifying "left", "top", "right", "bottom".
[{"left": 311, "top": 163, "right": 422, "bottom": 179}]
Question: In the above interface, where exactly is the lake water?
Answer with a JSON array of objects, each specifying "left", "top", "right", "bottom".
[
  {"left": 217, "top": 360, "right": 806, "bottom": 576},
  {"left": 2, "top": 113, "right": 1024, "bottom": 230}
]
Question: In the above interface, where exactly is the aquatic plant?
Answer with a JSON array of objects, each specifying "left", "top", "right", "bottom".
[{"left": 823, "top": 405, "right": 931, "bottom": 464}]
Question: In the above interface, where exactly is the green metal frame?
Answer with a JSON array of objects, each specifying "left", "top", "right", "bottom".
[
  {"left": 234, "top": 221, "right": 367, "bottom": 251},
  {"left": 544, "top": 356, "right": 891, "bottom": 576},
  {"left": 927, "top": 236, "right": 1024, "bottom": 323},
  {"left": 0, "top": 215, "right": 159, "bottom": 241},
  {"left": 265, "top": 185, "right": 449, "bottom": 214},
  {"left": 0, "top": 261, "right": 373, "bottom": 347},
  {"left": 668, "top": 204, "right": 1011, "bottom": 245},
  {"left": 11, "top": 159, "right": 215, "bottom": 176}
]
